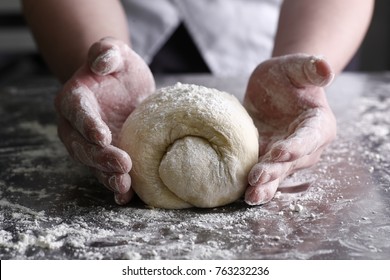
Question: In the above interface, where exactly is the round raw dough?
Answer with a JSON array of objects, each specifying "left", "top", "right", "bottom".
[{"left": 118, "top": 83, "right": 259, "bottom": 209}]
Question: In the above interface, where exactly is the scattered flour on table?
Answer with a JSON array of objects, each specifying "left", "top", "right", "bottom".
[{"left": 1, "top": 94, "right": 390, "bottom": 259}]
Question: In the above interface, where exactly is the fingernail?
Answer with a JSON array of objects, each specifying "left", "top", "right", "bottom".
[
  {"left": 245, "top": 187, "right": 264, "bottom": 206},
  {"left": 93, "top": 128, "right": 111, "bottom": 147},
  {"left": 305, "top": 56, "right": 334, "bottom": 87},
  {"left": 105, "top": 158, "right": 125, "bottom": 173},
  {"left": 92, "top": 48, "right": 121, "bottom": 76},
  {"left": 260, "top": 172, "right": 271, "bottom": 184},
  {"left": 249, "top": 169, "right": 270, "bottom": 186},
  {"left": 313, "top": 58, "right": 326, "bottom": 76},
  {"left": 96, "top": 119, "right": 112, "bottom": 140},
  {"left": 114, "top": 193, "right": 126, "bottom": 205},
  {"left": 248, "top": 167, "right": 261, "bottom": 186},
  {"left": 245, "top": 186, "right": 275, "bottom": 206},
  {"left": 115, "top": 193, "right": 132, "bottom": 205},
  {"left": 109, "top": 175, "right": 121, "bottom": 193}
]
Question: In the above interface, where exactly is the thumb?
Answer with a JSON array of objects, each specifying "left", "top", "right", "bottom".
[
  {"left": 281, "top": 54, "right": 334, "bottom": 88},
  {"left": 87, "top": 37, "right": 126, "bottom": 76}
]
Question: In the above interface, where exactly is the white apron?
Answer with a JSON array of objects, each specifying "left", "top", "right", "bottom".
[{"left": 121, "top": 0, "right": 282, "bottom": 76}]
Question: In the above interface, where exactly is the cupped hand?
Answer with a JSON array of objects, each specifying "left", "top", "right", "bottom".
[
  {"left": 243, "top": 53, "right": 336, "bottom": 205},
  {"left": 55, "top": 37, "right": 155, "bottom": 205}
]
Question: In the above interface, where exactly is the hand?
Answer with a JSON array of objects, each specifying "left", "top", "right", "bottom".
[
  {"left": 55, "top": 37, "right": 155, "bottom": 205},
  {"left": 243, "top": 53, "right": 336, "bottom": 205}
]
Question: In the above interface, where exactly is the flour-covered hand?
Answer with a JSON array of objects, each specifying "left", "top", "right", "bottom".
[
  {"left": 55, "top": 37, "right": 155, "bottom": 205},
  {"left": 243, "top": 54, "right": 336, "bottom": 205}
]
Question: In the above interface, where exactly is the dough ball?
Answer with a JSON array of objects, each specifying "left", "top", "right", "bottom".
[{"left": 118, "top": 83, "right": 259, "bottom": 209}]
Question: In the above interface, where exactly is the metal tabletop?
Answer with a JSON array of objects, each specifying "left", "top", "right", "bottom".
[{"left": 0, "top": 73, "right": 389, "bottom": 259}]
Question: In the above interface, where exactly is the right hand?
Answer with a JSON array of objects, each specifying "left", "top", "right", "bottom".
[{"left": 55, "top": 37, "right": 156, "bottom": 205}]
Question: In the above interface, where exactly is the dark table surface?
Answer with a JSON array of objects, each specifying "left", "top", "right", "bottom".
[{"left": 0, "top": 73, "right": 389, "bottom": 260}]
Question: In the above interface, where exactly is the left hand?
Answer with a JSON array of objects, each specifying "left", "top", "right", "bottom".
[{"left": 243, "top": 53, "right": 336, "bottom": 205}]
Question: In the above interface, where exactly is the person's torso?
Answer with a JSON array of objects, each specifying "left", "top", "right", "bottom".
[{"left": 121, "top": 0, "right": 282, "bottom": 76}]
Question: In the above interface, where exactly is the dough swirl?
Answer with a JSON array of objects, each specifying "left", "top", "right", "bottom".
[{"left": 119, "top": 83, "right": 259, "bottom": 209}]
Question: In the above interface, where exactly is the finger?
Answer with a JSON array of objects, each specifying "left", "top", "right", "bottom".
[
  {"left": 58, "top": 118, "right": 132, "bottom": 173},
  {"left": 92, "top": 169, "right": 131, "bottom": 194},
  {"left": 245, "top": 179, "right": 280, "bottom": 206},
  {"left": 269, "top": 109, "right": 324, "bottom": 162},
  {"left": 281, "top": 54, "right": 334, "bottom": 88},
  {"left": 115, "top": 191, "right": 135, "bottom": 205},
  {"left": 245, "top": 150, "right": 323, "bottom": 206},
  {"left": 272, "top": 106, "right": 336, "bottom": 163},
  {"left": 88, "top": 37, "right": 126, "bottom": 76},
  {"left": 291, "top": 149, "right": 323, "bottom": 172},
  {"left": 269, "top": 132, "right": 320, "bottom": 163},
  {"left": 248, "top": 161, "right": 292, "bottom": 186},
  {"left": 56, "top": 84, "right": 112, "bottom": 146}
]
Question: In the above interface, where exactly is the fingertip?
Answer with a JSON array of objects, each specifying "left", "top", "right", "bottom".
[
  {"left": 244, "top": 183, "right": 276, "bottom": 206},
  {"left": 88, "top": 37, "right": 126, "bottom": 76},
  {"left": 304, "top": 56, "right": 334, "bottom": 87},
  {"left": 91, "top": 47, "right": 122, "bottom": 76},
  {"left": 83, "top": 116, "right": 112, "bottom": 146},
  {"left": 91, "top": 125, "right": 112, "bottom": 147},
  {"left": 244, "top": 185, "right": 261, "bottom": 206},
  {"left": 93, "top": 168, "right": 131, "bottom": 194},
  {"left": 108, "top": 173, "right": 131, "bottom": 194},
  {"left": 60, "top": 85, "right": 112, "bottom": 146},
  {"left": 100, "top": 147, "right": 132, "bottom": 174},
  {"left": 115, "top": 190, "right": 134, "bottom": 205},
  {"left": 118, "top": 151, "right": 132, "bottom": 173},
  {"left": 248, "top": 164, "right": 271, "bottom": 186},
  {"left": 248, "top": 164, "right": 262, "bottom": 186}
]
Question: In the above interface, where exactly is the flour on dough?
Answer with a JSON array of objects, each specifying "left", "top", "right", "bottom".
[{"left": 119, "top": 83, "right": 259, "bottom": 209}]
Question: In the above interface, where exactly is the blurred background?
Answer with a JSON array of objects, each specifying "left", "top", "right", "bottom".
[{"left": 0, "top": 0, "right": 388, "bottom": 83}]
